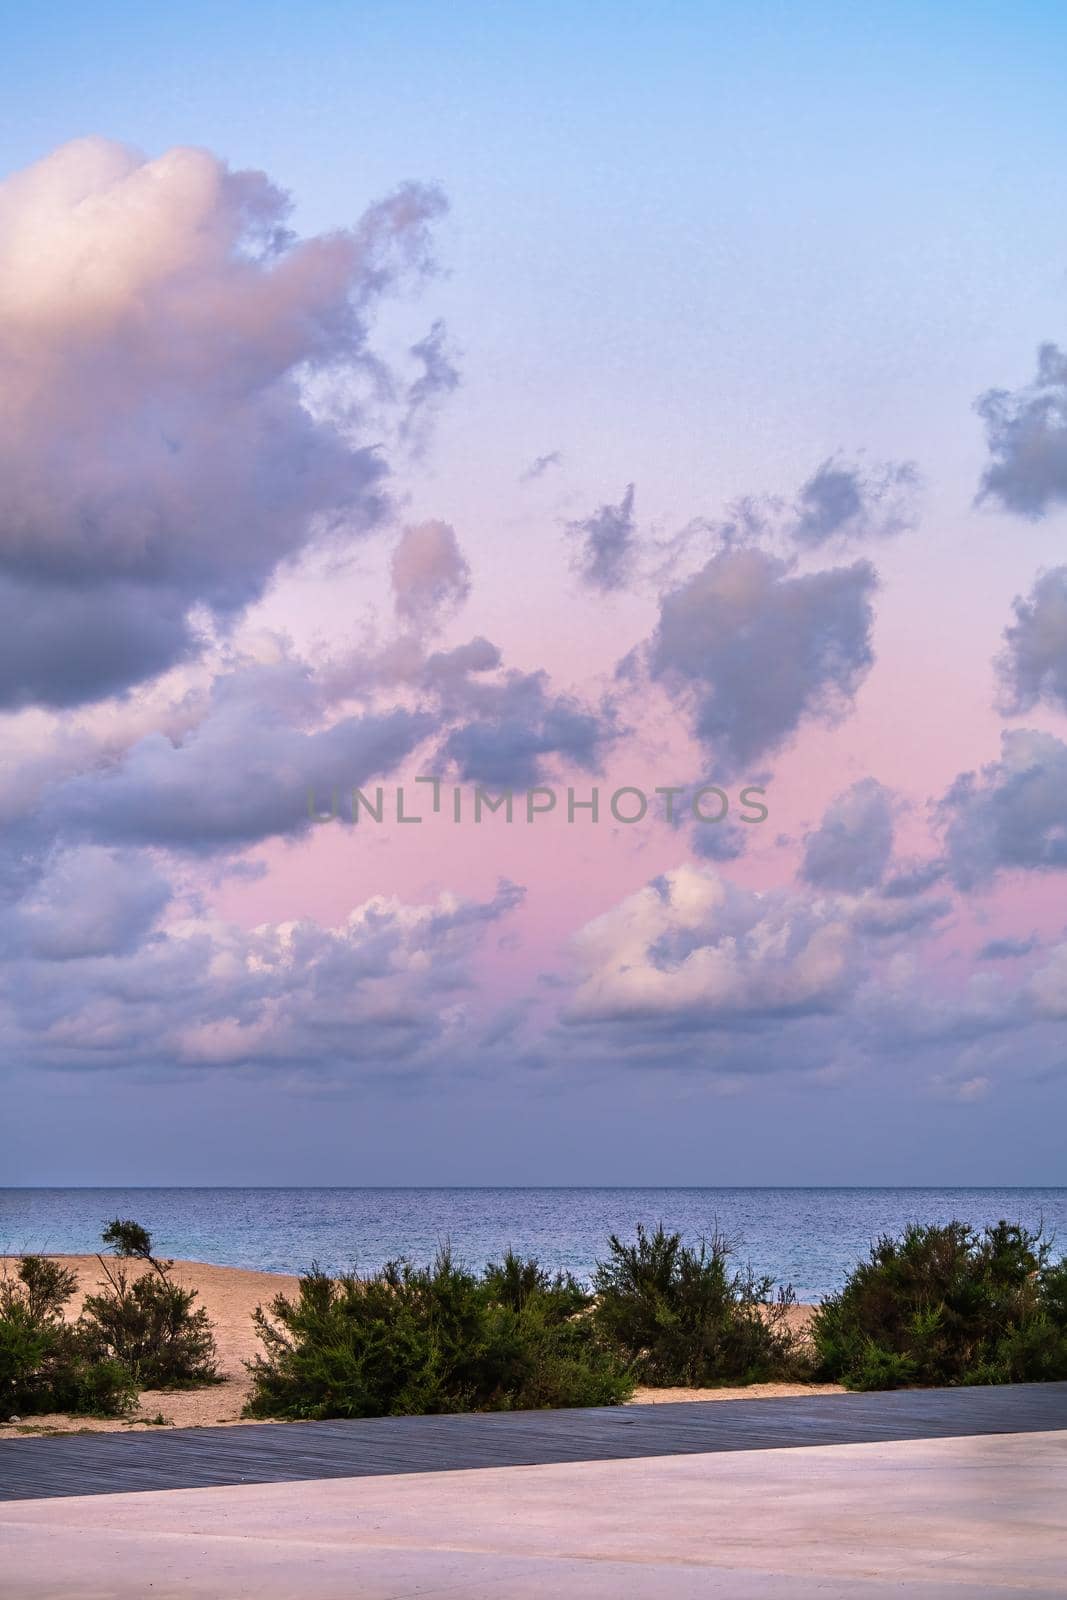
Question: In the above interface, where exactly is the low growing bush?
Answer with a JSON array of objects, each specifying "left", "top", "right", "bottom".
[
  {"left": 78, "top": 1219, "right": 220, "bottom": 1389},
  {"left": 245, "top": 1247, "right": 632, "bottom": 1420},
  {"left": 590, "top": 1223, "right": 801, "bottom": 1386},
  {"left": 812, "top": 1220, "right": 1067, "bottom": 1389},
  {"left": 0, "top": 1256, "right": 135, "bottom": 1417}
]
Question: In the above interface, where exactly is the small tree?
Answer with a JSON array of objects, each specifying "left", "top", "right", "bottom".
[
  {"left": 245, "top": 1248, "right": 632, "bottom": 1420},
  {"left": 0, "top": 1256, "right": 134, "bottom": 1417},
  {"left": 812, "top": 1220, "right": 1067, "bottom": 1389},
  {"left": 78, "top": 1220, "right": 220, "bottom": 1388},
  {"left": 591, "top": 1223, "right": 800, "bottom": 1386}
]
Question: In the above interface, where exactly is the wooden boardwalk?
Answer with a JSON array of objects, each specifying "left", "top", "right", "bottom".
[{"left": 3, "top": 1382, "right": 1066, "bottom": 1502}]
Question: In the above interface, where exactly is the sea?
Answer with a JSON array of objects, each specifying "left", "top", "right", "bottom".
[{"left": 3, "top": 1187, "right": 1065, "bottom": 1302}]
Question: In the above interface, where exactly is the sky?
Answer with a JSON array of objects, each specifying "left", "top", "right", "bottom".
[{"left": 3, "top": 1, "right": 1067, "bottom": 1184}]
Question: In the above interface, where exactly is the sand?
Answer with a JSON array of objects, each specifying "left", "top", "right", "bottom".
[{"left": 0, "top": 1257, "right": 841, "bottom": 1438}]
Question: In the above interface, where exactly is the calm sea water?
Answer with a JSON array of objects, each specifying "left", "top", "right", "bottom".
[{"left": 3, "top": 1188, "right": 1065, "bottom": 1301}]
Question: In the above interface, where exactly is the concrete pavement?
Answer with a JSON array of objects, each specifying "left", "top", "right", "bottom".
[{"left": 2, "top": 1427, "right": 1064, "bottom": 1597}]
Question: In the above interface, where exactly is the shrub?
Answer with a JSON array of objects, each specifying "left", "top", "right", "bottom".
[
  {"left": 245, "top": 1247, "right": 632, "bottom": 1420},
  {"left": 78, "top": 1219, "right": 219, "bottom": 1388},
  {"left": 590, "top": 1223, "right": 800, "bottom": 1386},
  {"left": 0, "top": 1256, "right": 135, "bottom": 1417},
  {"left": 812, "top": 1220, "right": 1067, "bottom": 1389}
]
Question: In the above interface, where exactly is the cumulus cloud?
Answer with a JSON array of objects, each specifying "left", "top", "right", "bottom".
[
  {"left": 564, "top": 864, "right": 856, "bottom": 1029},
  {"left": 569, "top": 484, "right": 637, "bottom": 591},
  {"left": 0, "top": 846, "right": 171, "bottom": 962},
  {"left": 791, "top": 458, "right": 919, "bottom": 548},
  {"left": 548, "top": 859, "right": 971, "bottom": 1078},
  {"left": 977, "top": 343, "right": 1067, "bottom": 516},
  {"left": 997, "top": 566, "right": 1067, "bottom": 713},
  {"left": 648, "top": 547, "right": 877, "bottom": 775},
  {"left": 1026, "top": 940, "right": 1067, "bottom": 1017},
  {"left": 801, "top": 779, "right": 895, "bottom": 893},
  {"left": 0, "top": 874, "right": 523, "bottom": 1075},
  {"left": 0, "top": 137, "right": 446, "bottom": 708},
  {"left": 939, "top": 729, "right": 1067, "bottom": 887},
  {"left": 391, "top": 521, "right": 471, "bottom": 628}
]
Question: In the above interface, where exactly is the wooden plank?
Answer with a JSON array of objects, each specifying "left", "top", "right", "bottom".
[{"left": 2, "top": 1383, "right": 1066, "bottom": 1502}]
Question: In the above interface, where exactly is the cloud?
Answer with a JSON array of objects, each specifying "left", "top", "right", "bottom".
[
  {"left": 564, "top": 864, "right": 856, "bottom": 1029},
  {"left": 1026, "top": 940, "right": 1067, "bottom": 1017},
  {"left": 847, "top": 893, "right": 951, "bottom": 938},
  {"left": 997, "top": 566, "right": 1067, "bottom": 713},
  {"left": 400, "top": 320, "right": 460, "bottom": 456},
  {"left": 881, "top": 859, "right": 947, "bottom": 898},
  {"left": 648, "top": 547, "right": 877, "bottom": 775},
  {"left": 391, "top": 521, "right": 471, "bottom": 628},
  {"left": 0, "top": 620, "right": 618, "bottom": 857},
  {"left": 976, "top": 343, "right": 1067, "bottom": 516},
  {"left": 690, "top": 816, "right": 748, "bottom": 862},
  {"left": 0, "top": 137, "right": 446, "bottom": 708},
  {"left": 43, "top": 679, "right": 433, "bottom": 855},
  {"left": 569, "top": 484, "right": 637, "bottom": 592},
  {"left": 520, "top": 451, "right": 562, "bottom": 482},
  {"left": 0, "top": 872, "right": 523, "bottom": 1075},
  {"left": 440, "top": 671, "right": 611, "bottom": 788},
  {"left": 979, "top": 934, "right": 1039, "bottom": 960},
  {"left": 0, "top": 846, "right": 171, "bottom": 962},
  {"left": 791, "top": 458, "right": 919, "bottom": 548},
  {"left": 800, "top": 779, "right": 895, "bottom": 893},
  {"left": 939, "top": 728, "right": 1067, "bottom": 887}
]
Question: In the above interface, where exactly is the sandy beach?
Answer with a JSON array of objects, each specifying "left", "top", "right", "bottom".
[{"left": 0, "top": 1257, "right": 840, "bottom": 1438}]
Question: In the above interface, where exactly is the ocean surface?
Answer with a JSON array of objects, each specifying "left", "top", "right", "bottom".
[{"left": 3, "top": 1188, "right": 1066, "bottom": 1301}]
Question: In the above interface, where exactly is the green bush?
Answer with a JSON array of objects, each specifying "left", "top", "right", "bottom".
[
  {"left": 0, "top": 1256, "right": 136, "bottom": 1417},
  {"left": 78, "top": 1219, "right": 220, "bottom": 1389},
  {"left": 245, "top": 1248, "right": 633, "bottom": 1420},
  {"left": 812, "top": 1221, "right": 1067, "bottom": 1389},
  {"left": 590, "top": 1223, "right": 800, "bottom": 1386}
]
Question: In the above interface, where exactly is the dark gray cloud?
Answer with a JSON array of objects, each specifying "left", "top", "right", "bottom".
[
  {"left": 441, "top": 673, "right": 609, "bottom": 788},
  {"left": 801, "top": 779, "right": 894, "bottom": 893},
  {"left": 0, "top": 619, "right": 616, "bottom": 861},
  {"left": 848, "top": 894, "right": 951, "bottom": 938},
  {"left": 0, "top": 578, "right": 194, "bottom": 711},
  {"left": 569, "top": 484, "right": 637, "bottom": 592},
  {"left": 939, "top": 729, "right": 1067, "bottom": 888},
  {"left": 997, "top": 566, "right": 1067, "bottom": 713},
  {"left": 0, "top": 138, "right": 447, "bottom": 708},
  {"left": 881, "top": 858, "right": 947, "bottom": 898},
  {"left": 520, "top": 451, "right": 562, "bottom": 482},
  {"left": 976, "top": 343, "right": 1067, "bottom": 517},
  {"left": 979, "top": 935, "right": 1039, "bottom": 961},
  {"left": 792, "top": 458, "right": 919, "bottom": 548},
  {"left": 648, "top": 547, "right": 877, "bottom": 775},
  {"left": 401, "top": 321, "right": 460, "bottom": 456},
  {"left": 690, "top": 816, "right": 747, "bottom": 862},
  {"left": 38, "top": 661, "right": 434, "bottom": 853}
]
